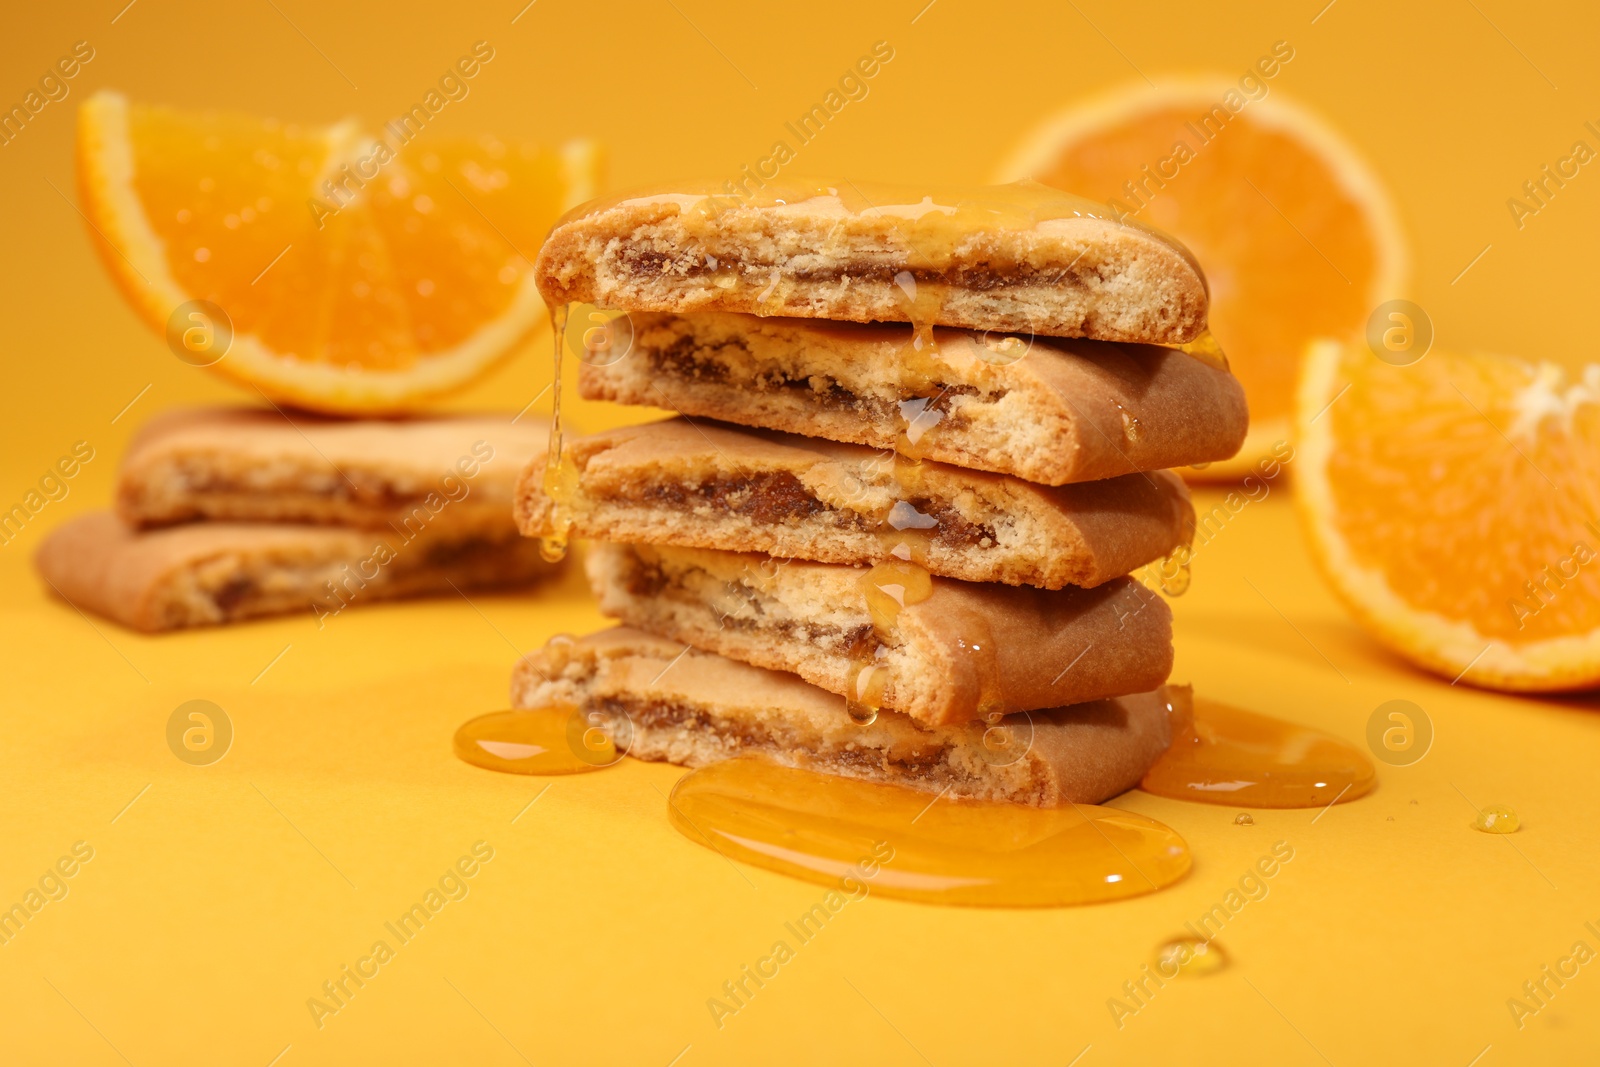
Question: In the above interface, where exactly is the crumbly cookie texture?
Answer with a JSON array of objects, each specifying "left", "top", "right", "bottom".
[
  {"left": 534, "top": 180, "right": 1209, "bottom": 344},
  {"left": 581, "top": 313, "right": 1247, "bottom": 485},
  {"left": 584, "top": 541, "right": 1172, "bottom": 727},
  {"left": 515, "top": 418, "right": 1193, "bottom": 589},
  {"left": 34, "top": 511, "right": 560, "bottom": 632},
  {"left": 116, "top": 407, "right": 548, "bottom": 533},
  {"left": 511, "top": 626, "right": 1183, "bottom": 807}
]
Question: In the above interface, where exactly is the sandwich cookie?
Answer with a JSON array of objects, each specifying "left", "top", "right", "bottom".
[
  {"left": 35, "top": 511, "right": 558, "bottom": 632},
  {"left": 117, "top": 407, "right": 547, "bottom": 534},
  {"left": 513, "top": 626, "right": 1185, "bottom": 807},
  {"left": 580, "top": 311, "right": 1248, "bottom": 484},
  {"left": 534, "top": 178, "right": 1210, "bottom": 344},
  {"left": 585, "top": 541, "right": 1173, "bottom": 726},
  {"left": 514, "top": 417, "right": 1195, "bottom": 589}
]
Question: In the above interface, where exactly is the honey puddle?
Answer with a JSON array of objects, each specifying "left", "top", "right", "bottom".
[
  {"left": 668, "top": 759, "right": 1190, "bottom": 907},
  {"left": 453, "top": 707, "right": 624, "bottom": 775},
  {"left": 454, "top": 689, "right": 1374, "bottom": 904},
  {"left": 1139, "top": 698, "right": 1377, "bottom": 808}
]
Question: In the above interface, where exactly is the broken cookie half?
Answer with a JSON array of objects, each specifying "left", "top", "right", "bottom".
[
  {"left": 515, "top": 418, "right": 1195, "bottom": 590},
  {"left": 534, "top": 178, "right": 1210, "bottom": 344},
  {"left": 35, "top": 511, "right": 558, "bottom": 632},
  {"left": 118, "top": 407, "right": 546, "bottom": 534},
  {"left": 513, "top": 627, "right": 1186, "bottom": 807},
  {"left": 586, "top": 541, "right": 1173, "bottom": 727},
  {"left": 580, "top": 311, "right": 1248, "bottom": 485}
]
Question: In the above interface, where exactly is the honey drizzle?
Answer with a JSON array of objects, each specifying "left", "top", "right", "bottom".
[
  {"left": 1144, "top": 508, "right": 1196, "bottom": 597},
  {"left": 667, "top": 758, "right": 1192, "bottom": 907},
  {"left": 539, "top": 302, "right": 574, "bottom": 562},
  {"left": 1140, "top": 696, "right": 1377, "bottom": 808},
  {"left": 841, "top": 272, "right": 948, "bottom": 726}
]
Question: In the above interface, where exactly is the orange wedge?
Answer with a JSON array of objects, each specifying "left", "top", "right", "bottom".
[
  {"left": 995, "top": 79, "right": 1406, "bottom": 478},
  {"left": 1297, "top": 338, "right": 1600, "bottom": 692},
  {"left": 77, "top": 90, "right": 600, "bottom": 413}
]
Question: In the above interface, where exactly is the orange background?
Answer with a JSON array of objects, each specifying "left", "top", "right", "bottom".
[{"left": 1, "top": 1, "right": 1598, "bottom": 1064}]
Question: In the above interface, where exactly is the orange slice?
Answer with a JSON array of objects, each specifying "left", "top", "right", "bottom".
[
  {"left": 77, "top": 90, "right": 600, "bottom": 413},
  {"left": 995, "top": 79, "right": 1406, "bottom": 478},
  {"left": 1297, "top": 338, "right": 1600, "bottom": 692}
]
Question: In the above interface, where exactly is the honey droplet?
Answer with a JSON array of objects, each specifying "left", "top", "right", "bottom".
[
  {"left": 845, "top": 653, "right": 886, "bottom": 726},
  {"left": 859, "top": 559, "right": 934, "bottom": 631},
  {"left": 702, "top": 253, "right": 740, "bottom": 290},
  {"left": 1141, "top": 697, "right": 1377, "bottom": 808},
  {"left": 1175, "top": 329, "right": 1230, "bottom": 372},
  {"left": 1189, "top": 461, "right": 1212, "bottom": 471},
  {"left": 1154, "top": 937, "right": 1229, "bottom": 977},
  {"left": 1473, "top": 805, "right": 1520, "bottom": 834},
  {"left": 845, "top": 701, "right": 878, "bottom": 726},
  {"left": 1121, "top": 410, "right": 1143, "bottom": 442},
  {"left": 667, "top": 758, "right": 1192, "bottom": 906},
  {"left": 453, "top": 707, "right": 619, "bottom": 775},
  {"left": 1234, "top": 812, "right": 1254, "bottom": 825}
]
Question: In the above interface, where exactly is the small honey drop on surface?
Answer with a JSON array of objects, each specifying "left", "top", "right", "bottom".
[
  {"left": 1120, "top": 410, "right": 1142, "bottom": 442},
  {"left": 1175, "top": 329, "right": 1230, "bottom": 372},
  {"left": 453, "top": 708, "right": 614, "bottom": 775},
  {"left": 667, "top": 758, "right": 1192, "bottom": 907},
  {"left": 1234, "top": 812, "right": 1254, "bottom": 825},
  {"left": 1141, "top": 697, "right": 1377, "bottom": 808},
  {"left": 1155, "top": 937, "right": 1229, "bottom": 977},
  {"left": 1188, "top": 461, "right": 1212, "bottom": 471},
  {"left": 1473, "top": 805, "right": 1519, "bottom": 834}
]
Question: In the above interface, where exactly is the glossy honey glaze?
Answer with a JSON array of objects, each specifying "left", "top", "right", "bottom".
[
  {"left": 1140, "top": 698, "right": 1377, "bottom": 808},
  {"left": 452, "top": 693, "right": 1374, "bottom": 906},
  {"left": 667, "top": 758, "right": 1191, "bottom": 907}
]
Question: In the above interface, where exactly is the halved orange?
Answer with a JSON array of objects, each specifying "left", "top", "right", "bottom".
[
  {"left": 77, "top": 90, "right": 600, "bottom": 413},
  {"left": 995, "top": 80, "right": 1406, "bottom": 478},
  {"left": 1297, "top": 338, "right": 1600, "bottom": 692}
]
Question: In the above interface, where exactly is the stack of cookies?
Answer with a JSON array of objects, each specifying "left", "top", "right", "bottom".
[
  {"left": 36, "top": 408, "right": 559, "bottom": 631},
  {"left": 511, "top": 179, "right": 1247, "bottom": 806}
]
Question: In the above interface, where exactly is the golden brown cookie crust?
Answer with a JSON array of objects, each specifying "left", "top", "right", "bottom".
[
  {"left": 584, "top": 541, "right": 1173, "bottom": 726},
  {"left": 511, "top": 626, "right": 1179, "bottom": 807},
  {"left": 515, "top": 417, "right": 1194, "bottom": 589},
  {"left": 535, "top": 180, "right": 1209, "bottom": 344},
  {"left": 34, "top": 511, "right": 559, "bottom": 632},
  {"left": 582, "top": 312, "right": 1247, "bottom": 484},
  {"left": 116, "top": 407, "right": 547, "bottom": 533}
]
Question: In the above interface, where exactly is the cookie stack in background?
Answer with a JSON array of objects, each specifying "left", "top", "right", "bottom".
[
  {"left": 511, "top": 179, "right": 1249, "bottom": 806},
  {"left": 35, "top": 409, "right": 559, "bottom": 632}
]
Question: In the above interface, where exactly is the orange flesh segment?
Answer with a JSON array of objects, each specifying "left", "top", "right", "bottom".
[{"left": 1326, "top": 349, "right": 1600, "bottom": 645}]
